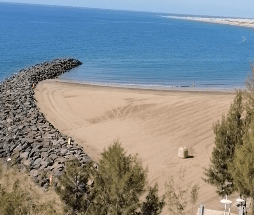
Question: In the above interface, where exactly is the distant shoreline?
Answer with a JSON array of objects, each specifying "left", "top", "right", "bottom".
[
  {"left": 57, "top": 78, "right": 242, "bottom": 94},
  {"left": 163, "top": 16, "right": 254, "bottom": 28}
]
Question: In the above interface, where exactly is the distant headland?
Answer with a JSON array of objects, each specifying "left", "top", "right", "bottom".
[{"left": 164, "top": 16, "right": 254, "bottom": 28}]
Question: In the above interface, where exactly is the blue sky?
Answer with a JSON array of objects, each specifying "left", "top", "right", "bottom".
[{"left": 1, "top": 0, "right": 254, "bottom": 18}]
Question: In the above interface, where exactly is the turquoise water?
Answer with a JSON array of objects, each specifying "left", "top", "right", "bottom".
[{"left": 1, "top": 2, "right": 254, "bottom": 89}]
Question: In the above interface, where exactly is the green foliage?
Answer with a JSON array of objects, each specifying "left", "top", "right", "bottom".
[
  {"left": 0, "top": 162, "right": 64, "bottom": 215},
  {"left": 203, "top": 91, "right": 245, "bottom": 196},
  {"left": 139, "top": 183, "right": 165, "bottom": 215},
  {"left": 56, "top": 159, "right": 94, "bottom": 214},
  {"left": 245, "top": 63, "right": 254, "bottom": 92},
  {"left": 230, "top": 122, "right": 254, "bottom": 214},
  {"left": 190, "top": 184, "right": 200, "bottom": 213},
  {"left": 58, "top": 140, "right": 165, "bottom": 215},
  {"left": 88, "top": 141, "right": 148, "bottom": 215},
  {"left": 202, "top": 67, "right": 254, "bottom": 213},
  {"left": 165, "top": 168, "right": 199, "bottom": 215}
]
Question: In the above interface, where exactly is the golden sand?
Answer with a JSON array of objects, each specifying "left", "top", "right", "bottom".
[{"left": 34, "top": 79, "right": 237, "bottom": 213}]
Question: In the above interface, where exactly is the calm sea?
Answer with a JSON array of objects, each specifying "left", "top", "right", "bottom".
[{"left": 1, "top": 2, "right": 254, "bottom": 89}]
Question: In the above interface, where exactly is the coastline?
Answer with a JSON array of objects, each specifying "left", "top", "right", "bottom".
[
  {"left": 56, "top": 79, "right": 239, "bottom": 94},
  {"left": 164, "top": 15, "right": 254, "bottom": 28},
  {"left": 35, "top": 78, "right": 237, "bottom": 213},
  {"left": 0, "top": 59, "right": 93, "bottom": 189}
]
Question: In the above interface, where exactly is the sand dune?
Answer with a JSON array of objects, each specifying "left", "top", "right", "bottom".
[{"left": 34, "top": 79, "right": 237, "bottom": 213}]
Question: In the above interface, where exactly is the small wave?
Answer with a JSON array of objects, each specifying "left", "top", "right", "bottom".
[
  {"left": 30, "top": 21, "right": 47, "bottom": 24},
  {"left": 58, "top": 78, "right": 242, "bottom": 92},
  {"left": 238, "top": 36, "right": 246, "bottom": 44}
]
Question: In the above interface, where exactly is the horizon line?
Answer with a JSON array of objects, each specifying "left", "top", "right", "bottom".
[{"left": 1, "top": 1, "right": 253, "bottom": 19}]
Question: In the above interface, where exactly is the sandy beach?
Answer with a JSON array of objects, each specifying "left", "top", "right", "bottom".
[
  {"left": 165, "top": 16, "right": 254, "bottom": 28},
  {"left": 34, "top": 79, "right": 237, "bottom": 213}
]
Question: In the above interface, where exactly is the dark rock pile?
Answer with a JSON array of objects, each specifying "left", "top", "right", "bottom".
[{"left": 0, "top": 59, "right": 92, "bottom": 187}]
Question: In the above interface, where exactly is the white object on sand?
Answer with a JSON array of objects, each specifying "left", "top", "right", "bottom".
[
  {"left": 220, "top": 196, "right": 232, "bottom": 215},
  {"left": 68, "top": 137, "right": 72, "bottom": 145},
  {"left": 236, "top": 198, "right": 245, "bottom": 203},
  {"left": 220, "top": 199, "right": 232, "bottom": 204},
  {"left": 178, "top": 147, "right": 188, "bottom": 158}
]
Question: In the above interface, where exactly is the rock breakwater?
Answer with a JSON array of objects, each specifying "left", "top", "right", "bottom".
[{"left": 0, "top": 59, "right": 92, "bottom": 187}]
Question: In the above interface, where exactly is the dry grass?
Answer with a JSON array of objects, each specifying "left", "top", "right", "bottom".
[{"left": 0, "top": 161, "right": 64, "bottom": 215}]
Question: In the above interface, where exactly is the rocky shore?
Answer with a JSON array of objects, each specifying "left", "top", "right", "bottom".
[{"left": 0, "top": 59, "right": 92, "bottom": 188}]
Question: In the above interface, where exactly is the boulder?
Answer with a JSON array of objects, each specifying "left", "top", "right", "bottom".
[
  {"left": 0, "top": 59, "right": 94, "bottom": 186},
  {"left": 20, "top": 152, "right": 29, "bottom": 159},
  {"left": 23, "top": 159, "right": 31, "bottom": 166}
]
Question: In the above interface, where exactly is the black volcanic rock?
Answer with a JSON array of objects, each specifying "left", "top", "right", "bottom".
[{"left": 0, "top": 59, "right": 92, "bottom": 187}]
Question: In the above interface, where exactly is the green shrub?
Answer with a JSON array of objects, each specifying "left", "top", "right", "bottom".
[
  {"left": 203, "top": 91, "right": 245, "bottom": 196},
  {"left": 55, "top": 159, "right": 94, "bottom": 214},
  {"left": 57, "top": 140, "right": 165, "bottom": 215},
  {"left": 165, "top": 168, "right": 200, "bottom": 215}
]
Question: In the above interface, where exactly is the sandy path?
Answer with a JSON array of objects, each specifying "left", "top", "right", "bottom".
[{"left": 34, "top": 79, "right": 237, "bottom": 213}]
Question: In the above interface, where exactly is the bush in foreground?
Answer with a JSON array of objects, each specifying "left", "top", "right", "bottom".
[
  {"left": 230, "top": 122, "right": 254, "bottom": 214},
  {"left": 203, "top": 91, "right": 246, "bottom": 196},
  {"left": 165, "top": 168, "right": 200, "bottom": 215},
  {"left": 203, "top": 65, "right": 254, "bottom": 214},
  {"left": 57, "top": 141, "right": 165, "bottom": 215},
  {"left": 55, "top": 159, "right": 94, "bottom": 214}
]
